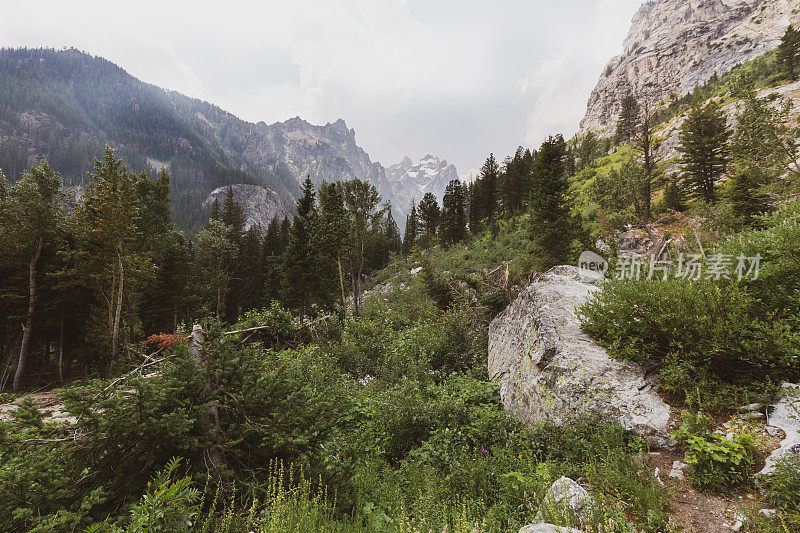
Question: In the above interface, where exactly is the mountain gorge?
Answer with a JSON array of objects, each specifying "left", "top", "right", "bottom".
[
  {"left": 0, "top": 48, "right": 450, "bottom": 231},
  {"left": 581, "top": 0, "right": 800, "bottom": 134}
]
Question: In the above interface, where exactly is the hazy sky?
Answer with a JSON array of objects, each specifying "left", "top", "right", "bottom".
[{"left": 1, "top": 0, "right": 642, "bottom": 176}]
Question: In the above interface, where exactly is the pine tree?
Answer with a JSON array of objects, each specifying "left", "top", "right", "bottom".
[
  {"left": 283, "top": 177, "right": 320, "bottom": 318},
  {"left": 385, "top": 210, "right": 402, "bottom": 254},
  {"left": 615, "top": 95, "right": 640, "bottom": 145},
  {"left": 478, "top": 154, "right": 499, "bottom": 222},
  {"left": 678, "top": 101, "right": 731, "bottom": 203},
  {"left": 403, "top": 201, "right": 419, "bottom": 255},
  {"left": 417, "top": 192, "right": 440, "bottom": 245},
  {"left": 499, "top": 147, "right": 529, "bottom": 213},
  {"left": 0, "top": 161, "right": 63, "bottom": 390},
  {"left": 342, "top": 178, "right": 381, "bottom": 316},
  {"left": 778, "top": 25, "right": 800, "bottom": 81},
  {"left": 317, "top": 181, "right": 350, "bottom": 315},
  {"left": 70, "top": 148, "right": 138, "bottom": 374},
  {"left": 529, "top": 135, "right": 577, "bottom": 266},
  {"left": 262, "top": 216, "right": 285, "bottom": 305},
  {"left": 440, "top": 179, "right": 466, "bottom": 245},
  {"left": 729, "top": 165, "right": 770, "bottom": 227},
  {"left": 196, "top": 219, "right": 237, "bottom": 319},
  {"left": 662, "top": 179, "right": 688, "bottom": 212}
]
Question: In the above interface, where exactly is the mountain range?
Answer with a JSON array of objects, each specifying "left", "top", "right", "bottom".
[{"left": 0, "top": 48, "right": 460, "bottom": 231}]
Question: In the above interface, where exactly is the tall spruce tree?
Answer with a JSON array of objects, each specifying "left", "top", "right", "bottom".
[
  {"left": 615, "top": 95, "right": 640, "bottom": 145},
  {"left": 70, "top": 148, "right": 138, "bottom": 374},
  {"left": 283, "top": 177, "right": 321, "bottom": 318},
  {"left": 529, "top": 135, "right": 577, "bottom": 266},
  {"left": 0, "top": 161, "right": 63, "bottom": 390},
  {"left": 678, "top": 101, "right": 731, "bottom": 203},
  {"left": 403, "top": 201, "right": 419, "bottom": 254},
  {"left": 417, "top": 192, "right": 440, "bottom": 245},
  {"left": 440, "top": 179, "right": 466, "bottom": 245},
  {"left": 778, "top": 25, "right": 800, "bottom": 81}
]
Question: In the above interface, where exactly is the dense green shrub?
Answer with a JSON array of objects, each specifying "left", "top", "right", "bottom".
[
  {"left": 580, "top": 277, "right": 799, "bottom": 408},
  {"left": 762, "top": 456, "right": 800, "bottom": 512}
]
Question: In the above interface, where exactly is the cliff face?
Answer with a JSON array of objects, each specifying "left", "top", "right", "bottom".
[
  {"left": 580, "top": 0, "right": 800, "bottom": 134},
  {"left": 202, "top": 184, "right": 290, "bottom": 230}
]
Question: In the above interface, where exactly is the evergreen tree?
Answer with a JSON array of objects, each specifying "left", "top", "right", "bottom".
[
  {"left": 385, "top": 210, "right": 402, "bottom": 254},
  {"left": 342, "top": 178, "right": 382, "bottom": 316},
  {"left": 70, "top": 148, "right": 138, "bottom": 374},
  {"left": 196, "top": 219, "right": 237, "bottom": 319},
  {"left": 282, "top": 177, "right": 321, "bottom": 318},
  {"left": 662, "top": 179, "right": 688, "bottom": 212},
  {"left": 778, "top": 25, "right": 800, "bottom": 81},
  {"left": 0, "top": 161, "right": 63, "bottom": 390},
  {"left": 417, "top": 192, "right": 440, "bottom": 245},
  {"left": 403, "top": 201, "right": 419, "bottom": 255},
  {"left": 678, "top": 101, "right": 731, "bottom": 203},
  {"left": 478, "top": 154, "right": 499, "bottom": 222},
  {"left": 499, "top": 147, "right": 529, "bottom": 213},
  {"left": 615, "top": 95, "right": 640, "bottom": 145},
  {"left": 529, "top": 135, "right": 577, "bottom": 266},
  {"left": 731, "top": 84, "right": 800, "bottom": 181},
  {"left": 729, "top": 165, "right": 770, "bottom": 227},
  {"left": 440, "top": 179, "right": 466, "bottom": 245},
  {"left": 317, "top": 182, "right": 350, "bottom": 315},
  {"left": 262, "top": 216, "right": 286, "bottom": 305}
]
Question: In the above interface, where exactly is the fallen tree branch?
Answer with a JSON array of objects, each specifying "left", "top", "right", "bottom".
[{"left": 98, "top": 354, "right": 179, "bottom": 395}]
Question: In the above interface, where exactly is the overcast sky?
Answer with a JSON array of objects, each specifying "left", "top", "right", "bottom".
[{"left": 1, "top": 0, "right": 642, "bottom": 176}]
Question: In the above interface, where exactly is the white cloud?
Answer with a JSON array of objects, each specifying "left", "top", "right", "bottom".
[{"left": 0, "top": 0, "right": 643, "bottom": 172}]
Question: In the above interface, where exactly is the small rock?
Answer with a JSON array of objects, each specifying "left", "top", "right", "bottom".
[
  {"left": 520, "top": 525, "right": 582, "bottom": 533},
  {"left": 672, "top": 460, "right": 689, "bottom": 470},
  {"left": 738, "top": 403, "right": 764, "bottom": 412},
  {"left": 765, "top": 426, "right": 781, "bottom": 437},
  {"left": 668, "top": 468, "right": 685, "bottom": 480},
  {"left": 740, "top": 411, "right": 765, "bottom": 420},
  {"left": 759, "top": 509, "right": 777, "bottom": 518},
  {"left": 731, "top": 520, "right": 743, "bottom": 532},
  {"left": 410, "top": 267, "right": 422, "bottom": 275}
]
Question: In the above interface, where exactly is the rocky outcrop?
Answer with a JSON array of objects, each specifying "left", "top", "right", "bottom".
[
  {"left": 760, "top": 383, "right": 800, "bottom": 476},
  {"left": 580, "top": 0, "right": 800, "bottom": 134},
  {"left": 488, "top": 265, "right": 671, "bottom": 447},
  {"left": 203, "top": 184, "right": 290, "bottom": 230},
  {"left": 385, "top": 154, "right": 460, "bottom": 208}
]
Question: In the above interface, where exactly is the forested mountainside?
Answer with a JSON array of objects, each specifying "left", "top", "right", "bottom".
[
  {"left": 0, "top": 48, "right": 449, "bottom": 232},
  {"left": 581, "top": 0, "right": 800, "bottom": 134}
]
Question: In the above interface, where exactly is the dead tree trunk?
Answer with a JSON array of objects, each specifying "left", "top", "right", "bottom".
[{"left": 188, "top": 325, "right": 226, "bottom": 469}]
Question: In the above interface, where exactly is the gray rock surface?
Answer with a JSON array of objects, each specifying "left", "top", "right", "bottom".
[
  {"left": 520, "top": 525, "right": 583, "bottom": 533},
  {"left": 203, "top": 184, "right": 290, "bottom": 230},
  {"left": 488, "top": 265, "right": 671, "bottom": 447},
  {"left": 580, "top": 0, "right": 800, "bottom": 134},
  {"left": 760, "top": 383, "right": 800, "bottom": 476},
  {"left": 533, "top": 477, "right": 594, "bottom": 525}
]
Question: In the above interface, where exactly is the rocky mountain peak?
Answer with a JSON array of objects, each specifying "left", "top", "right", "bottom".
[{"left": 580, "top": 0, "right": 800, "bottom": 134}]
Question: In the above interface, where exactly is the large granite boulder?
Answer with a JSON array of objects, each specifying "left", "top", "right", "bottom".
[{"left": 488, "top": 265, "right": 671, "bottom": 447}]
